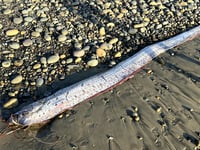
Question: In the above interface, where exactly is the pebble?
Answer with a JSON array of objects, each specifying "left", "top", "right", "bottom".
[
  {"left": 140, "top": 27, "right": 146, "bottom": 33},
  {"left": 36, "top": 78, "right": 44, "bottom": 87},
  {"left": 87, "top": 59, "right": 98, "bottom": 67},
  {"left": 66, "top": 58, "right": 73, "bottom": 64},
  {"left": 47, "top": 54, "right": 60, "bottom": 64},
  {"left": 40, "top": 57, "right": 47, "bottom": 65},
  {"left": 11, "top": 75, "right": 23, "bottom": 84},
  {"left": 128, "top": 28, "right": 138, "bottom": 34},
  {"left": 33, "top": 63, "right": 41, "bottom": 69},
  {"left": 3, "top": 9, "right": 12, "bottom": 15},
  {"left": 99, "top": 27, "right": 106, "bottom": 36},
  {"left": 2, "top": 60, "right": 11, "bottom": 68},
  {"left": 58, "top": 34, "right": 67, "bottom": 42},
  {"left": 114, "top": 52, "right": 121, "bottom": 58},
  {"left": 31, "top": 31, "right": 40, "bottom": 37},
  {"left": 0, "top": 24, "right": 3, "bottom": 29},
  {"left": 6, "top": 29, "right": 19, "bottom": 36},
  {"left": 96, "top": 48, "right": 106, "bottom": 57},
  {"left": 23, "top": 39, "right": 33, "bottom": 46},
  {"left": 24, "top": 17, "right": 33, "bottom": 22},
  {"left": 109, "top": 38, "right": 118, "bottom": 45},
  {"left": 13, "top": 17, "right": 23, "bottom": 24},
  {"left": 44, "top": 34, "right": 51, "bottom": 41},
  {"left": 14, "top": 59, "right": 23, "bottom": 67},
  {"left": 3, "top": 98, "right": 18, "bottom": 109},
  {"left": 61, "top": 29, "right": 69, "bottom": 35},
  {"left": 9, "top": 42, "right": 20, "bottom": 49},
  {"left": 75, "top": 57, "right": 82, "bottom": 63},
  {"left": 100, "top": 43, "right": 113, "bottom": 50},
  {"left": 73, "top": 50, "right": 85, "bottom": 57}
]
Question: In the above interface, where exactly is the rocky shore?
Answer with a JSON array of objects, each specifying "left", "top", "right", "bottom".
[{"left": 0, "top": 0, "right": 200, "bottom": 115}]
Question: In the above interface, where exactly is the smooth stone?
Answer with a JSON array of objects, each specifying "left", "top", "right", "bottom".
[
  {"left": 96, "top": 48, "right": 106, "bottom": 57},
  {"left": 99, "top": 27, "right": 106, "bottom": 36},
  {"left": 66, "top": 58, "right": 73, "bottom": 64},
  {"left": 13, "top": 17, "right": 23, "bottom": 24},
  {"left": 114, "top": 52, "right": 121, "bottom": 58},
  {"left": 31, "top": 31, "right": 40, "bottom": 37},
  {"left": 14, "top": 59, "right": 23, "bottom": 66},
  {"left": 9, "top": 42, "right": 20, "bottom": 49},
  {"left": 35, "top": 27, "right": 43, "bottom": 32},
  {"left": 23, "top": 39, "right": 33, "bottom": 46},
  {"left": 44, "top": 34, "right": 51, "bottom": 41},
  {"left": 58, "top": 34, "right": 67, "bottom": 42},
  {"left": 47, "top": 54, "right": 60, "bottom": 64},
  {"left": 36, "top": 78, "right": 44, "bottom": 87},
  {"left": 6, "top": 29, "right": 19, "bottom": 36},
  {"left": 11, "top": 75, "right": 23, "bottom": 84},
  {"left": 40, "top": 57, "right": 47, "bottom": 64},
  {"left": 100, "top": 43, "right": 113, "bottom": 50},
  {"left": 33, "top": 63, "right": 41, "bottom": 69},
  {"left": 73, "top": 50, "right": 85, "bottom": 57},
  {"left": 128, "top": 28, "right": 138, "bottom": 34},
  {"left": 3, "top": 9, "right": 12, "bottom": 15},
  {"left": 156, "top": 24, "right": 162, "bottom": 29},
  {"left": 109, "top": 38, "right": 118, "bottom": 44},
  {"left": 3, "top": 98, "right": 18, "bottom": 109},
  {"left": 140, "top": 27, "right": 146, "bottom": 33},
  {"left": 2, "top": 60, "right": 11, "bottom": 68},
  {"left": 24, "top": 17, "right": 33, "bottom": 22},
  {"left": 87, "top": 59, "right": 98, "bottom": 67},
  {"left": 0, "top": 23, "right": 3, "bottom": 29},
  {"left": 61, "top": 29, "right": 68, "bottom": 35}
]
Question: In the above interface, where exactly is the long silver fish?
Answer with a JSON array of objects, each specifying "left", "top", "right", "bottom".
[{"left": 9, "top": 26, "right": 200, "bottom": 126}]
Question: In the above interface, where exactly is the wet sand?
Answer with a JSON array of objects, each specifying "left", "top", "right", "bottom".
[{"left": 0, "top": 37, "right": 200, "bottom": 149}]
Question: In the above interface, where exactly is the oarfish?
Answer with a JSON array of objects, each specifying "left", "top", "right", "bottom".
[{"left": 9, "top": 26, "right": 200, "bottom": 126}]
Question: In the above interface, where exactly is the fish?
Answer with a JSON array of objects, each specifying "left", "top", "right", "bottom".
[{"left": 8, "top": 25, "right": 200, "bottom": 127}]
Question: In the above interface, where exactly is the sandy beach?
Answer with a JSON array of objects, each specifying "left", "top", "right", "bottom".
[{"left": 0, "top": 33, "right": 199, "bottom": 150}]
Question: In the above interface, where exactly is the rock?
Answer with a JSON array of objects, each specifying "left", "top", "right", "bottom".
[
  {"left": 100, "top": 43, "right": 113, "bottom": 50},
  {"left": 33, "top": 63, "right": 41, "bottom": 69},
  {"left": 134, "top": 23, "right": 145, "bottom": 29},
  {"left": 11, "top": 75, "right": 23, "bottom": 84},
  {"left": 13, "top": 17, "right": 23, "bottom": 24},
  {"left": 47, "top": 54, "right": 59, "bottom": 64},
  {"left": 6, "top": 29, "right": 19, "bottom": 36},
  {"left": 3, "top": 9, "right": 12, "bottom": 15},
  {"left": 73, "top": 50, "right": 85, "bottom": 57},
  {"left": 36, "top": 78, "right": 44, "bottom": 87},
  {"left": 109, "top": 38, "right": 118, "bottom": 45},
  {"left": 14, "top": 59, "right": 23, "bottom": 67},
  {"left": 40, "top": 57, "right": 47, "bottom": 65},
  {"left": 99, "top": 27, "right": 106, "bottom": 36},
  {"left": 3, "top": 98, "right": 18, "bottom": 109},
  {"left": 24, "top": 17, "right": 33, "bottom": 22},
  {"left": 96, "top": 48, "right": 106, "bottom": 57},
  {"left": 23, "top": 39, "right": 33, "bottom": 46},
  {"left": 2, "top": 60, "right": 11, "bottom": 68},
  {"left": 61, "top": 29, "right": 68, "bottom": 35},
  {"left": 0, "top": 23, "right": 3, "bottom": 29},
  {"left": 9, "top": 42, "right": 20, "bottom": 49},
  {"left": 58, "top": 34, "right": 67, "bottom": 42},
  {"left": 128, "top": 28, "right": 138, "bottom": 34},
  {"left": 66, "top": 58, "right": 73, "bottom": 64},
  {"left": 44, "top": 34, "right": 51, "bottom": 41},
  {"left": 87, "top": 59, "right": 98, "bottom": 67},
  {"left": 140, "top": 27, "right": 146, "bottom": 33},
  {"left": 31, "top": 31, "right": 40, "bottom": 37},
  {"left": 114, "top": 52, "right": 121, "bottom": 58}
]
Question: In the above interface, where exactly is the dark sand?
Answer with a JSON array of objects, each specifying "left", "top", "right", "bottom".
[{"left": 0, "top": 37, "right": 200, "bottom": 150}]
